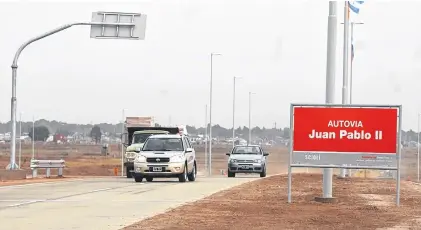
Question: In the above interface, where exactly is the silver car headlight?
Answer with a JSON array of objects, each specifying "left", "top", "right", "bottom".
[
  {"left": 171, "top": 155, "right": 184, "bottom": 163},
  {"left": 135, "top": 155, "right": 146, "bottom": 163},
  {"left": 254, "top": 159, "right": 262, "bottom": 163},
  {"left": 230, "top": 159, "right": 237, "bottom": 163}
]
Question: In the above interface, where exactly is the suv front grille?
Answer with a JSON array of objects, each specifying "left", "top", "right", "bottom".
[{"left": 146, "top": 157, "right": 170, "bottom": 163}]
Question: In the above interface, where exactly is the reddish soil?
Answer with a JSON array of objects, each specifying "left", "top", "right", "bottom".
[{"left": 124, "top": 174, "right": 421, "bottom": 230}]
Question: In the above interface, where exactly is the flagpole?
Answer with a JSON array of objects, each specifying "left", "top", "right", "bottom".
[
  {"left": 350, "top": 23, "right": 354, "bottom": 104},
  {"left": 339, "top": 1, "right": 351, "bottom": 179},
  {"left": 349, "top": 22, "right": 364, "bottom": 104}
]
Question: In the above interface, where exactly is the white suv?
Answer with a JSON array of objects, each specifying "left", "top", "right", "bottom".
[{"left": 133, "top": 134, "right": 197, "bottom": 183}]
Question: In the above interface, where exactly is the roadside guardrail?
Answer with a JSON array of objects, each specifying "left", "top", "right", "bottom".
[{"left": 30, "top": 159, "right": 65, "bottom": 178}]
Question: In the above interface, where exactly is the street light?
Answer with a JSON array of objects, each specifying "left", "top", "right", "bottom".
[
  {"left": 232, "top": 76, "right": 242, "bottom": 147},
  {"left": 18, "top": 112, "right": 22, "bottom": 169},
  {"left": 417, "top": 113, "right": 421, "bottom": 182},
  {"left": 248, "top": 92, "right": 256, "bottom": 145},
  {"left": 7, "top": 11, "right": 147, "bottom": 170},
  {"left": 121, "top": 109, "right": 127, "bottom": 177},
  {"left": 208, "top": 52, "right": 221, "bottom": 176},
  {"left": 32, "top": 116, "right": 35, "bottom": 160},
  {"left": 204, "top": 104, "right": 208, "bottom": 173}
]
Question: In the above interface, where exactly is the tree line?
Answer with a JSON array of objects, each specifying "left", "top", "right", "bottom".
[
  {"left": 0, "top": 119, "right": 290, "bottom": 140},
  {"left": 0, "top": 119, "right": 419, "bottom": 142}
]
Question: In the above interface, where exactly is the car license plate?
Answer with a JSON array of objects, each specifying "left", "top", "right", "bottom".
[
  {"left": 152, "top": 167, "right": 162, "bottom": 172},
  {"left": 240, "top": 165, "right": 249, "bottom": 169}
]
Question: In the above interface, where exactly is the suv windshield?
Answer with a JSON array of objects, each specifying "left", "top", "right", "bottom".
[
  {"left": 143, "top": 138, "right": 183, "bottom": 151},
  {"left": 232, "top": 146, "right": 261, "bottom": 155},
  {"left": 132, "top": 133, "right": 153, "bottom": 144}
]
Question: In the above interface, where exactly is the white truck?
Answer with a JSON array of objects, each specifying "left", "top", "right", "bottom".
[{"left": 123, "top": 117, "right": 154, "bottom": 178}]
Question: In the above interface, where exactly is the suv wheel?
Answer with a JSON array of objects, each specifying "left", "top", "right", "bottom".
[
  {"left": 146, "top": 177, "right": 153, "bottom": 182},
  {"left": 178, "top": 164, "right": 188, "bottom": 183},
  {"left": 134, "top": 175, "right": 143, "bottom": 182},
  {"left": 126, "top": 167, "right": 133, "bottom": 178},
  {"left": 187, "top": 162, "right": 197, "bottom": 182},
  {"left": 228, "top": 170, "right": 235, "bottom": 177},
  {"left": 260, "top": 166, "right": 267, "bottom": 178}
]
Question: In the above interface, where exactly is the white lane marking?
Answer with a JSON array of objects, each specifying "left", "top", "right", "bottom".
[
  {"left": 88, "top": 187, "right": 114, "bottom": 193},
  {"left": 7, "top": 200, "right": 45, "bottom": 207},
  {"left": 0, "top": 183, "right": 146, "bottom": 209},
  {"left": 0, "top": 178, "right": 86, "bottom": 189},
  {"left": 1, "top": 199, "right": 95, "bottom": 203},
  {"left": 0, "top": 200, "right": 45, "bottom": 202}
]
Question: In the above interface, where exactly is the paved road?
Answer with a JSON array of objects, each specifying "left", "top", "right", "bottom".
[{"left": 0, "top": 176, "right": 259, "bottom": 230}]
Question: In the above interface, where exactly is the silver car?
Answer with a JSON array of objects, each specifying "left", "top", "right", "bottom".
[{"left": 226, "top": 145, "right": 269, "bottom": 177}]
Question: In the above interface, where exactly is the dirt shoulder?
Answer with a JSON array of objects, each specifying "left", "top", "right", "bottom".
[{"left": 123, "top": 174, "right": 421, "bottom": 230}]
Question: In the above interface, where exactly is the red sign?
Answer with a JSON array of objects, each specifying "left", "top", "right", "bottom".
[{"left": 293, "top": 107, "right": 398, "bottom": 154}]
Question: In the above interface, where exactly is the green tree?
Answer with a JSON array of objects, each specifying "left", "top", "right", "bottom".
[
  {"left": 29, "top": 126, "right": 50, "bottom": 141},
  {"left": 90, "top": 125, "right": 102, "bottom": 144}
]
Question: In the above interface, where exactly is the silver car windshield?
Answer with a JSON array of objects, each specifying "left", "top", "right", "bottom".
[
  {"left": 143, "top": 138, "right": 184, "bottom": 151},
  {"left": 232, "top": 146, "right": 262, "bottom": 155}
]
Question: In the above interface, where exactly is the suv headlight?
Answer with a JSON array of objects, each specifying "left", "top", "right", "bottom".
[
  {"left": 171, "top": 155, "right": 184, "bottom": 163},
  {"left": 254, "top": 159, "right": 262, "bottom": 163},
  {"left": 135, "top": 155, "right": 146, "bottom": 163},
  {"left": 230, "top": 159, "right": 237, "bottom": 163},
  {"left": 125, "top": 152, "right": 136, "bottom": 159}
]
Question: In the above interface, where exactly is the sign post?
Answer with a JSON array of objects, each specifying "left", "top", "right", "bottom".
[{"left": 287, "top": 104, "right": 402, "bottom": 206}]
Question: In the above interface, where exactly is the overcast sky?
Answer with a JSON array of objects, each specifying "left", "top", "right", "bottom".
[{"left": 1, "top": 0, "right": 420, "bottom": 130}]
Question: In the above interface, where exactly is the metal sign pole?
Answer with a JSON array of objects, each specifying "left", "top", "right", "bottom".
[
  {"left": 287, "top": 104, "right": 294, "bottom": 203},
  {"left": 396, "top": 106, "right": 402, "bottom": 206},
  {"left": 288, "top": 2, "right": 338, "bottom": 203},
  {"left": 322, "top": 1, "right": 337, "bottom": 199}
]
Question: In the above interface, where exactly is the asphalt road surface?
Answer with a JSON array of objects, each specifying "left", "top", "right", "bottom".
[{"left": 0, "top": 176, "right": 258, "bottom": 230}]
